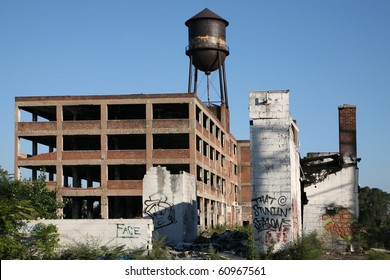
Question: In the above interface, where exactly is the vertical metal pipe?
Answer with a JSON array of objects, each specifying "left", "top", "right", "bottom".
[
  {"left": 218, "top": 51, "right": 225, "bottom": 104},
  {"left": 194, "top": 68, "right": 198, "bottom": 94},
  {"left": 207, "top": 74, "right": 211, "bottom": 106},
  {"left": 188, "top": 55, "right": 193, "bottom": 93}
]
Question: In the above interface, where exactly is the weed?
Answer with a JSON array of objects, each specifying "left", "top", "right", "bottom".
[{"left": 366, "top": 249, "right": 390, "bottom": 260}]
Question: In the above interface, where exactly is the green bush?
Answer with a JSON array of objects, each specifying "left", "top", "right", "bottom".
[{"left": 59, "top": 237, "right": 135, "bottom": 260}]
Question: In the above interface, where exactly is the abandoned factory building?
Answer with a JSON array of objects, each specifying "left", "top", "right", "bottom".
[
  {"left": 15, "top": 93, "right": 243, "bottom": 229},
  {"left": 14, "top": 8, "right": 359, "bottom": 250}
]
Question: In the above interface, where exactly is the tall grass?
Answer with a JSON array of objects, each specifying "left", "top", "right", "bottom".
[{"left": 269, "top": 231, "right": 325, "bottom": 260}]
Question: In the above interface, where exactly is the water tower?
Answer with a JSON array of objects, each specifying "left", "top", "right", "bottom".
[{"left": 185, "top": 8, "right": 230, "bottom": 108}]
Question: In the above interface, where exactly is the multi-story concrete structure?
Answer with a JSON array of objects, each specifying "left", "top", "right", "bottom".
[{"left": 14, "top": 93, "right": 240, "bottom": 229}]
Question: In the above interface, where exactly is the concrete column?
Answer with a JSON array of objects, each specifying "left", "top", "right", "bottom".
[
  {"left": 100, "top": 195, "right": 109, "bottom": 219},
  {"left": 71, "top": 198, "right": 80, "bottom": 219},
  {"left": 145, "top": 101, "right": 153, "bottom": 169},
  {"left": 55, "top": 104, "right": 64, "bottom": 217},
  {"left": 14, "top": 104, "right": 20, "bottom": 180},
  {"left": 100, "top": 102, "right": 108, "bottom": 219},
  {"left": 206, "top": 198, "right": 211, "bottom": 229},
  {"left": 189, "top": 101, "right": 197, "bottom": 175},
  {"left": 87, "top": 171, "right": 92, "bottom": 188},
  {"left": 72, "top": 167, "right": 80, "bottom": 187},
  {"left": 198, "top": 197, "right": 204, "bottom": 230}
]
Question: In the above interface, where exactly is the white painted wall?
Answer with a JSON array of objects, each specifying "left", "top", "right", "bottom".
[
  {"left": 25, "top": 219, "right": 153, "bottom": 251},
  {"left": 249, "top": 91, "right": 302, "bottom": 254},
  {"left": 303, "top": 165, "right": 359, "bottom": 246},
  {"left": 143, "top": 166, "right": 197, "bottom": 245}
]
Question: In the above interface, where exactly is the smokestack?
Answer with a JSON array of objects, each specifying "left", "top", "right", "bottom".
[{"left": 338, "top": 104, "right": 357, "bottom": 160}]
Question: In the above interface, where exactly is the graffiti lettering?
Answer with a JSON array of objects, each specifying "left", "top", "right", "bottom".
[
  {"left": 252, "top": 194, "right": 291, "bottom": 245},
  {"left": 253, "top": 206, "right": 289, "bottom": 217},
  {"left": 144, "top": 194, "right": 177, "bottom": 229},
  {"left": 116, "top": 224, "right": 141, "bottom": 238},
  {"left": 252, "top": 195, "right": 276, "bottom": 205},
  {"left": 322, "top": 208, "right": 356, "bottom": 241},
  {"left": 253, "top": 217, "right": 291, "bottom": 232}
]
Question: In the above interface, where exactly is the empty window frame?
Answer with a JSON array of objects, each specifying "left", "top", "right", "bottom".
[
  {"left": 203, "top": 141, "right": 208, "bottom": 157},
  {"left": 221, "top": 132, "right": 225, "bottom": 147},
  {"left": 196, "top": 106, "right": 202, "bottom": 123},
  {"left": 210, "top": 146, "right": 215, "bottom": 161},
  {"left": 63, "top": 105, "right": 101, "bottom": 121},
  {"left": 216, "top": 126, "right": 221, "bottom": 140},
  {"left": 153, "top": 134, "right": 189, "bottom": 149},
  {"left": 19, "top": 106, "right": 57, "bottom": 122},
  {"left": 203, "top": 169, "right": 209, "bottom": 184},
  {"left": 210, "top": 173, "right": 215, "bottom": 187},
  {"left": 196, "top": 165, "right": 203, "bottom": 181},
  {"left": 18, "top": 166, "right": 56, "bottom": 181},
  {"left": 108, "top": 164, "right": 146, "bottom": 180},
  {"left": 108, "top": 134, "right": 146, "bottom": 150},
  {"left": 19, "top": 136, "right": 56, "bottom": 156},
  {"left": 63, "top": 165, "right": 101, "bottom": 188},
  {"left": 153, "top": 164, "right": 190, "bottom": 174},
  {"left": 196, "top": 136, "right": 202, "bottom": 153},
  {"left": 108, "top": 104, "right": 146, "bottom": 120},
  {"left": 202, "top": 113, "right": 208, "bottom": 129},
  {"left": 153, "top": 103, "right": 189, "bottom": 119},
  {"left": 63, "top": 135, "right": 100, "bottom": 150},
  {"left": 63, "top": 196, "right": 101, "bottom": 219},
  {"left": 210, "top": 120, "right": 215, "bottom": 135},
  {"left": 108, "top": 196, "right": 143, "bottom": 219},
  {"left": 216, "top": 151, "right": 220, "bottom": 162}
]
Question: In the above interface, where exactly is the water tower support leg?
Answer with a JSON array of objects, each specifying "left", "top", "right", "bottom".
[
  {"left": 222, "top": 63, "right": 229, "bottom": 109},
  {"left": 188, "top": 56, "right": 193, "bottom": 93}
]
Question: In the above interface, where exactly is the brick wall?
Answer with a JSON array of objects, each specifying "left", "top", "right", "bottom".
[{"left": 338, "top": 104, "right": 357, "bottom": 158}]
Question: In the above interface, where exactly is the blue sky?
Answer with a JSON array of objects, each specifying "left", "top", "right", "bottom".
[{"left": 0, "top": 0, "right": 389, "bottom": 193}]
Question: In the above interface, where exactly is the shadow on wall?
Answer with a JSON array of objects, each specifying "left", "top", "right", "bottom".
[
  {"left": 144, "top": 198, "right": 197, "bottom": 245},
  {"left": 249, "top": 119, "right": 302, "bottom": 254}
]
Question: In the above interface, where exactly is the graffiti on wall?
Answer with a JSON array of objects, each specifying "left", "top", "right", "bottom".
[
  {"left": 252, "top": 194, "right": 291, "bottom": 245},
  {"left": 144, "top": 193, "right": 177, "bottom": 229},
  {"left": 322, "top": 208, "right": 356, "bottom": 241},
  {"left": 116, "top": 224, "right": 141, "bottom": 238}
]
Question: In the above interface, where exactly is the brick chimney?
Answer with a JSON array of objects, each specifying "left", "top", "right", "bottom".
[{"left": 338, "top": 104, "right": 357, "bottom": 159}]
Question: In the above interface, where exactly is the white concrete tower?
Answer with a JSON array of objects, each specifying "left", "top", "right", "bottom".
[{"left": 249, "top": 90, "right": 302, "bottom": 254}]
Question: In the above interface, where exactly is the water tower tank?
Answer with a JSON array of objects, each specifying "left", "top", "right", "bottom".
[{"left": 185, "top": 8, "right": 229, "bottom": 74}]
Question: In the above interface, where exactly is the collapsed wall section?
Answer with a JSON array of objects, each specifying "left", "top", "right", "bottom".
[
  {"left": 142, "top": 166, "right": 197, "bottom": 245},
  {"left": 302, "top": 104, "right": 359, "bottom": 250}
]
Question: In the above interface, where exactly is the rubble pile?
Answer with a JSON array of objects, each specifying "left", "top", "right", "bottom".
[{"left": 167, "top": 230, "right": 250, "bottom": 259}]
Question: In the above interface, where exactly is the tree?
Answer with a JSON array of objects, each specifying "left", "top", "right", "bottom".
[
  {"left": 358, "top": 186, "right": 390, "bottom": 249},
  {"left": 0, "top": 166, "right": 61, "bottom": 259},
  {"left": 359, "top": 186, "right": 390, "bottom": 230}
]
